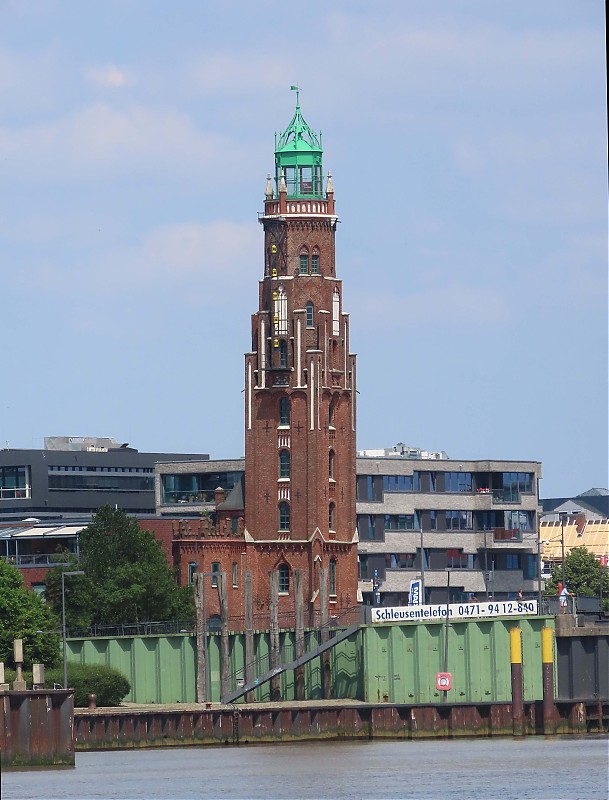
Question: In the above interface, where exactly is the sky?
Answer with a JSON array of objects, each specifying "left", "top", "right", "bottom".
[{"left": 1, "top": 1, "right": 606, "bottom": 499}]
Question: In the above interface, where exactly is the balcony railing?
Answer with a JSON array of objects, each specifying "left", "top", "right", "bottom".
[
  {"left": 1, "top": 554, "right": 73, "bottom": 567},
  {"left": 162, "top": 490, "right": 216, "bottom": 505},
  {"left": 493, "top": 528, "right": 523, "bottom": 542},
  {"left": 0, "top": 486, "right": 31, "bottom": 499},
  {"left": 491, "top": 489, "right": 521, "bottom": 504}
]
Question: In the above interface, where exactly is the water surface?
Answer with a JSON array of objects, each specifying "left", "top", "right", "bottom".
[{"left": 3, "top": 737, "right": 608, "bottom": 800}]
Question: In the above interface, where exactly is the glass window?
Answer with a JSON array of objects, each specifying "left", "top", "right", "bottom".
[
  {"left": 505, "top": 511, "right": 533, "bottom": 531},
  {"left": 232, "top": 562, "right": 238, "bottom": 587},
  {"left": 275, "top": 286, "right": 288, "bottom": 333},
  {"left": 314, "top": 165, "right": 322, "bottom": 195},
  {"left": 299, "top": 253, "right": 309, "bottom": 274},
  {"left": 306, "top": 301, "right": 314, "bottom": 327},
  {"left": 211, "top": 561, "right": 220, "bottom": 587},
  {"left": 386, "top": 553, "right": 415, "bottom": 569},
  {"left": 444, "top": 472, "right": 473, "bottom": 493},
  {"left": 506, "top": 554, "right": 520, "bottom": 570},
  {"left": 447, "top": 549, "right": 469, "bottom": 569},
  {"left": 311, "top": 254, "right": 319, "bottom": 274},
  {"left": 188, "top": 562, "right": 198, "bottom": 585},
  {"left": 329, "top": 558, "right": 337, "bottom": 596},
  {"left": 279, "top": 449, "right": 291, "bottom": 479},
  {"left": 384, "top": 514, "right": 416, "bottom": 530},
  {"left": 231, "top": 516, "right": 238, "bottom": 534},
  {"left": 382, "top": 474, "right": 418, "bottom": 493},
  {"left": 299, "top": 166, "right": 313, "bottom": 194},
  {"left": 0, "top": 465, "right": 29, "bottom": 499},
  {"left": 358, "top": 555, "right": 368, "bottom": 580},
  {"left": 284, "top": 166, "right": 296, "bottom": 194},
  {"left": 279, "top": 397, "right": 290, "bottom": 426},
  {"left": 279, "top": 340, "right": 288, "bottom": 368},
  {"left": 329, "top": 502, "right": 335, "bottom": 531},
  {"left": 279, "top": 501, "right": 290, "bottom": 531},
  {"left": 430, "top": 511, "right": 437, "bottom": 530},
  {"left": 329, "top": 398, "right": 335, "bottom": 427},
  {"left": 445, "top": 511, "right": 473, "bottom": 530},
  {"left": 278, "top": 563, "right": 290, "bottom": 593},
  {"left": 329, "top": 450, "right": 335, "bottom": 480},
  {"left": 332, "top": 288, "right": 340, "bottom": 336}
]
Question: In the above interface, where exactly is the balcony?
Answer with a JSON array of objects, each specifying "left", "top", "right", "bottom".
[
  {"left": 161, "top": 490, "right": 216, "bottom": 505},
  {"left": 491, "top": 489, "right": 520, "bottom": 504},
  {"left": 493, "top": 528, "right": 523, "bottom": 542},
  {"left": 2, "top": 554, "right": 72, "bottom": 568}
]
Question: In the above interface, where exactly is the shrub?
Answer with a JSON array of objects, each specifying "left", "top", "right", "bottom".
[{"left": 4, "top": 663, "right": 130, "bottom": 707}]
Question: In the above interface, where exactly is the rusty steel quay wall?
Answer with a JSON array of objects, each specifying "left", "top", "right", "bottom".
[
  {"left": 0, "top": 690, "right": 75, "bottom": 769},
  {"left": 73, "top": 698, "right": 608, "bottom": 750}
]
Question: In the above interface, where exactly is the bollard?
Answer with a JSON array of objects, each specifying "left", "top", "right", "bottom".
[
  {"left": 510, "top": 627, "right": 524, "bottom": 736},
  {"left": 32, "top": 663, "right": 45, "bottom": 690},
  {"left": 13, "top": 639, "right": 26, "bottom": 691},
  {"left": 542, "top": 627, "right": 556, "bottom": 735},
  {"left": 88, "top": 693, "right": 97, "bottom": 709},
  {"left": 0, "top": 662, "right": 8, "bottom": 692}
]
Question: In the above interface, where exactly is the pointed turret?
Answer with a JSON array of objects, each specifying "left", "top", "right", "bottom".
[{"left": 274, "top": 90, "right": 324, "bottom": 199}]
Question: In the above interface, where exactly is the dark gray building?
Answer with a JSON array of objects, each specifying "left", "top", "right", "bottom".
[{"left": 0, "top": 436, "right": 209, "bottom": 521}]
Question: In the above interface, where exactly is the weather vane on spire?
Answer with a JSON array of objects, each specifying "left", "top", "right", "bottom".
[{"left": 290, "top": 85, "right": 300, "bottom": 107}]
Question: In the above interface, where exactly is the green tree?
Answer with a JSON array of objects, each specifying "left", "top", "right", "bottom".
[
  {"left": 544, "top": 546, "right": 609, "bottom": 606},
  {"left": 45, "top": 507, "right": 194, "bottom": 629},
  {"left": 0, "top": 560, "right": 60, "bottom": 668},
  {"left": 44, "top": 554, "right": 96, "bottom": 633}
]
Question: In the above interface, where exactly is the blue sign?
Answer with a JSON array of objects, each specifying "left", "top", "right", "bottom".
[{"left": 409, "top": 579, "right": 422, "bottom": 606}]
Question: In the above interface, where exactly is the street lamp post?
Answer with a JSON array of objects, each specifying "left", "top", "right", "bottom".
[
  {"left": 420, "top": 525, "right": 425, "bottom": 603},
  {"left": 61, "top": 570, "right": 84, "bottom": 690}
]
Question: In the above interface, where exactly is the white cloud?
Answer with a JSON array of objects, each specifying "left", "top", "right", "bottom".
[
  {"left": 0, "top": 104, "right": 230, "bottom": 178},
  {"left": 85, "top": 65, "right": 130, "bottom": 89}
]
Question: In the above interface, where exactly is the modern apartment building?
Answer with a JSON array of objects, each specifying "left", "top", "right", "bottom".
[
  {"left": 152, "top": 446, "right": 543, "bottom": 608},
  {"left": 355, "top": 448, "right": 542, "bottom": 605},
  {"left": 0, "top": 436, "right": 209, "bottom": 522}
]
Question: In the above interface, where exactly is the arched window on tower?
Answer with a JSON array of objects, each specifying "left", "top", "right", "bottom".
[
  {"left": 279, "top": 502, "right": 290, "bottom": 531},
  {"left": 279, "top": 449, "right": 290, "bottom": 479},
  {"left": 306, "top": 301, "right": 314, "bottom": 328},
  {"left": 332, "top": 288, "right": 340, "bottom": 336},
  {"left": 311, "top": 248, "right": 320, "bottom": 275},
  {"left": 329, "top": 558, "right": 337, "bottom": 597},
  {"left": 279, "top": 340, "right": 288, "bottom": 368},
  {"left": 329, "top": 397, "right": 336, "bottom": 428},
  {"left": 279, "top": 397, "right": 290, "bottom": 426},
  {"left": 329, "top": 450, "right": 335, "bottom": 480},
  {"left": 329, "top": 502, "right": 336, "bottom": 532},
  {"left": 299, "top": 248, "right": 309, "bottom": 275},
  {"left": 275, "top": 286, "right": 288, "bottom": 334},
  {"left": 278, "top": 563, "right": 290, "bottom": 593}
]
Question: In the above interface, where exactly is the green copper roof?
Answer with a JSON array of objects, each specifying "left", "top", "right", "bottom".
[
  {"left": 275, "top": 87, "right": 322, "bottom": 154},
  {"left": 274, "top": 88, "right": 324, "bottom": 199}
]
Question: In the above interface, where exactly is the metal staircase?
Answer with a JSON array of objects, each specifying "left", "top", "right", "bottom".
[{"left": 222, "top": 623, "right": 360, "bottom": 704}]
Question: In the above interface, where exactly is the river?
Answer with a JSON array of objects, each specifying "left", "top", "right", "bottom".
[{"left": 2, "top": 737, "right": 607, "bottom": 799}]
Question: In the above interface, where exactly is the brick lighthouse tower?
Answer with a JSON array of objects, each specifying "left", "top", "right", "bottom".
[{"left": 244, "top": 92, "right": 359, "bottom": 623}]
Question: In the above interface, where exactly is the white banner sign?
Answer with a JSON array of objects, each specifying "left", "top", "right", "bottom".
[{"left": 370, "top": 599, "right": 538, "bottom": 624}]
